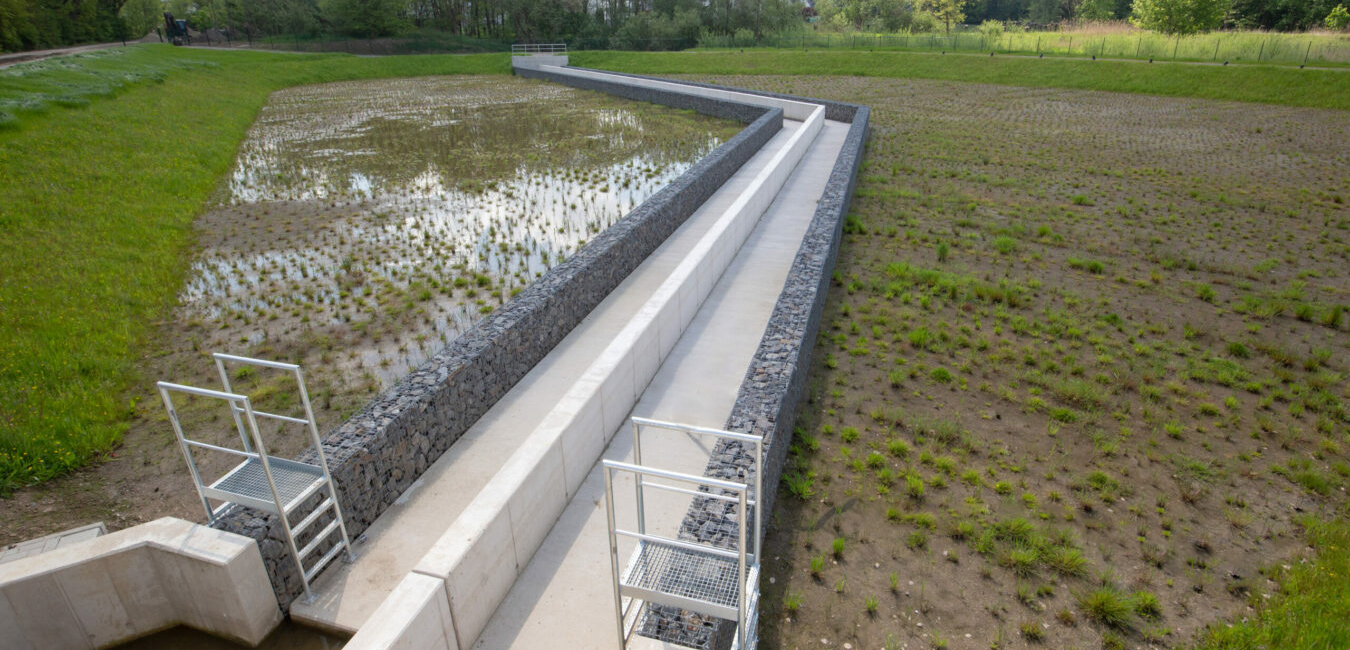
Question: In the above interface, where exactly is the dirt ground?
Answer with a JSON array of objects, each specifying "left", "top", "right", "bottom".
[{"left": 663, "top": 75, "right": 1348, "bottom": 650}]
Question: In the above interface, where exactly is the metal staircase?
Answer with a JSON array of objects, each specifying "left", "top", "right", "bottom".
[
  {"left": 157, "top": 353, "right": 354, "bottom": 601},
  {"left": 603, "top": 417, "right": 763, "bottom": 650}
]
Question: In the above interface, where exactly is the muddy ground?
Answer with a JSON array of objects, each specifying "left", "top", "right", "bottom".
[{"left": 670, "top": 75, "right": 1348, "bottom": 650}]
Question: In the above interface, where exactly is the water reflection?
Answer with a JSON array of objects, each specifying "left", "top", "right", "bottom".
[
  {"left": 178, "top": 76, "right": 741, "bottom": 388},
  {"left": 115, "top": 622, "right": 346, "bottom": 650}
]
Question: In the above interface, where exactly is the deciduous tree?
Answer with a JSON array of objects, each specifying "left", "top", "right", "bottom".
[
  {"left": 917, "top": 0, "right": 965, "bottom": 32},
  {"left": 1130, "top": 0, "right": 1230, "bottom": 33}
]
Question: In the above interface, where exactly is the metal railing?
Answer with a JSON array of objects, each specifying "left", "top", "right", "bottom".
[
  {"left": 157, "top": 353, "right": 354, "bottom": 602},
  {"left": 603, "top": 417, "right": 764, "bottom": 650},
  {"left": 511, "top": 42, "right": 567, "bottom": 54}
]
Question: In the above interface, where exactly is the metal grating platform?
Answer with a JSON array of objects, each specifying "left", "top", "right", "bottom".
[
  {"left": 623, "top": 540, "right": 740, "bottom": 611},
  {"left": 212, "top": 457, "right": 323, "bottom": 512}
]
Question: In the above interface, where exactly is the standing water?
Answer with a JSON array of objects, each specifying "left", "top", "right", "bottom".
[{"left": 151, "top": 75, "right": 743, "bottom": 463}]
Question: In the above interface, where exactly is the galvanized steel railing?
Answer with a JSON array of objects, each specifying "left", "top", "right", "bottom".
[{"left": 511, "top": 43, "right": 567, "bottom": 55}]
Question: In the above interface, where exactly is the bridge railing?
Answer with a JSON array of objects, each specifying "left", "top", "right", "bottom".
[{"left": 511, "top": 43, "right": 567, "bottom": 55}]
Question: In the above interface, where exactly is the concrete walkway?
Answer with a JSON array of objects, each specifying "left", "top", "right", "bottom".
[
  {"left": 290, "top": 118, "right": 808, "bottom": 634},
  {"left": 472, "top": 119, "right": 849, "bottom": 650}
]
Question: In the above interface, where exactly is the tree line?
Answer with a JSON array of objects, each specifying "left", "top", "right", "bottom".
[
  {"left": 1, "top": 0, "right": 807, "bottom": 52},
  {"left": 2, "top": 0, "right": 1346, "bottom": 54},
  {"left": 815, "top": 0, "right": 1347, "bottom": 34}
]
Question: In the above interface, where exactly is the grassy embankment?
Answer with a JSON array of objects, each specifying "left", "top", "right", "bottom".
[
  {"left": 697, "top": 28, "right": 1350, "bottom": 67},
  {"left": 0, "top": 45, "right": 510, "bottom": 491},
  {"left": 573, "top": 49, "right": 1350, "bottom": 110}
]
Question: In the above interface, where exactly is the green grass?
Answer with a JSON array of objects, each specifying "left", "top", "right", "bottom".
[
  {"left": 571, "top": 50, "right": 1350, "bottom": 111},
  {"left": 1193, "top": 518, "right": 1350, "bottom": 650},
  {"left": 0, "top": 45, "right": 509, "bottom": 491},
  {"left": 697, "top": 28, "right": 1350, "bottom": 66}
]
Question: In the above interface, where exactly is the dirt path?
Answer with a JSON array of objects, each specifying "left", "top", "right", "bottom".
[{"left": 0, "top": 35, "right": 167, "bottom": 69}]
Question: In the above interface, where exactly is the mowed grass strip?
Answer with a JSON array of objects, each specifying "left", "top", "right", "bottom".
[
  {"left": 572, "top": 50, "right": 1350, "bottom": 111},
  {"left": 0, "top": 46, "right": 510, "bottom": 491},
  {"left": 1193, "top": 518, "right": 1350, "bottom": 650}
]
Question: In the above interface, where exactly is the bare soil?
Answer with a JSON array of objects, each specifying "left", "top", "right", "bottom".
[{"left": 667, "top": 75, "right": 1349, "bottom": 650}]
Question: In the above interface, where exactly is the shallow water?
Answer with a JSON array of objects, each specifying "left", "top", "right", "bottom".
[
  {"left": 116, "top": 621, "right": 346, "bottom": 650},
  {"left": 177, "top": 76, "right": 741, "bottom": 388}
]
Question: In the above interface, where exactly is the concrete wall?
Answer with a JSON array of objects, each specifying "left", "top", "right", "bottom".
[
  {"left": 342, "top": 574, "right": 458, "bottom": 650},
  {"left": 510, "top": 54, "right": 568, "bottom": 70},
  {"left": 0, "top": 517, "right": 281, "bottom": 650},
  {"left": 209, "top": 74, "right": 782, "bottom": 608}
]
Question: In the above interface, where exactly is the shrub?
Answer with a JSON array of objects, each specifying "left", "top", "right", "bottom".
[
  {"left": 1131, "top": 0, "right": 1228, "bottom": 34},
  {"left": 1328, "top": 4, "right": 1350, "bottom": 29}
]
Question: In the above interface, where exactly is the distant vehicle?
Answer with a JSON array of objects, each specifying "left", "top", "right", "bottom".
[{"left": 163, "top": 12, "right": 190, "bottom": 46}]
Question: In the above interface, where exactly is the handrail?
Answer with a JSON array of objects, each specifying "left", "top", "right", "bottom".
[
  {"left": 160, "top": 353, "right": 355, "bottom": 602},
  {"left": 630, "top": 416, "right": 763, "bottom": 445},
  {"left": 612, "top": 530, "right": 740, "bottom": 561},
  {"left": 511, "top": 43, "right": 567, "bottom": 54},
  {"left": 157, "top": 381, "right": 248, "bottom": 403},
  {"left": 212, "top": 352, "right": 299, "bottom": 371},
  {"left": 639, "top": 479, "right": 756, "bottom": 505},
  {"left": 603, "top": 452, "right": 754, "bottom": 650},
  {"left": 602, "top": 459, "right": 746, "bottom": 493},
  {"left": 182, "top": 439, "right": 258, "bottom": 458},
  {"left": 629, "top": 417, "right": 764, "bottom": 565},
  {"left": 247, "top": 409, "right": 310, "bottom": 426}
]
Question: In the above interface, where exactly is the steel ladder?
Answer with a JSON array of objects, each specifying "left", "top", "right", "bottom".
[{"left": 157, "top": 353, "right": 354, "bottom": 602}]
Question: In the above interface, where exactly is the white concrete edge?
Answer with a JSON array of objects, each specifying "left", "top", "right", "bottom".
[
  {"left": 538, "top": 64, "right": 821, "bottom": 121},
  {"left": 341, "top": 573, "right": 459, "bottom": 650},
  {"left": 0, "top": 517, "right": 282, "bottom": 650}
]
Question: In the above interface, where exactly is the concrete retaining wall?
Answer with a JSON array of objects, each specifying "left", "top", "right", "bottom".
[
  {"left": 209, "top": 69, "right": 781, "bottom": 608},
  {"left": 0, "top": 517, "right": 281, "bottom": 650}
]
